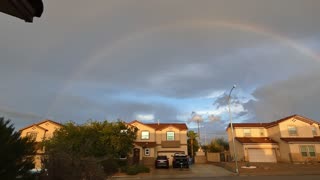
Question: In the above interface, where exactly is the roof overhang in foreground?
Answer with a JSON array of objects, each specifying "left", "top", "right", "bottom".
[{"left": 0, "top": 0, "right": 43, "bottom": 22}]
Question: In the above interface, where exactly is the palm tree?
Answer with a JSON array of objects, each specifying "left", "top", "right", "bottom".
[{"left": 187, "top": 131, "right": 199, "bottom": 161}]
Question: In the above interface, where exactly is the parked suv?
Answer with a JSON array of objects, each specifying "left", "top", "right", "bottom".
[
  {"left": 172, "top": 153, "right": 189, "bottom": 168},
  {"left": 155, "top": 155, "right": 169, "bottom": 168}
]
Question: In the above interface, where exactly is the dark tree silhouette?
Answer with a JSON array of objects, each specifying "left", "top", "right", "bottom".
[{"left": 0, "top": 117, "right": 36, "bottom": 179}]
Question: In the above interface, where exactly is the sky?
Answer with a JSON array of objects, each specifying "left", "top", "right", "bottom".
[{"left": 1, "top": 0, "right": 320, "bottom": 142}]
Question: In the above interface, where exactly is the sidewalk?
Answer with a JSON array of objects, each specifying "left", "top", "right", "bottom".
[{"left": 215, "top": 162, "right": 320, "bottom": 176}]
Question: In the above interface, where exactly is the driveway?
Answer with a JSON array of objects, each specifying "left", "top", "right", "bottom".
[{"left": 111, "top": 164, "right": 234, "bottom": 179}]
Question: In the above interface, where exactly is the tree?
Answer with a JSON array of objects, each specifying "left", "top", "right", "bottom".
[
  {"left": 206, "top": 138, "right": 229, "bottom": 152},
  {"left": 0, "top": 117, "right": 36, "bottom": 179},
  {"left": 187, "top": 130, "right": 199, "bottom": 159},
  {"left": 43, "top": 120, "right": 138, "bottom": 179}
]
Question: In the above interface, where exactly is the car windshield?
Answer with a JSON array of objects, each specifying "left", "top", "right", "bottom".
[{"left": 157, "top": 156, "right": 167, "bottom": 160}]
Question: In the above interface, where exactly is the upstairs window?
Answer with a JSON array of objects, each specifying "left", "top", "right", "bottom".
[
  {"left": 243, "top": 129, "right": 251, "bottom": 137},
  {"left": 288, "top": 126, "right": 298, "bottom": 136},
  {"left": 166, "top": 132, "right": 175, "bottom": 141},
  {"left": 141, "top": 131, "right": 149, "bottom": 140},
  {"left": 26, "top": 132, "right": 37, "bottom": 140},
  {"left": 300, "top": 145, "right": 316, "bottom": 157},
  {"left": 312, "top": 126, "right": 317, "bottom": 136}
]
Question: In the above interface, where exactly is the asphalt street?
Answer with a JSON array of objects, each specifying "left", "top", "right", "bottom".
[
  {"left": 110, "top": 164, "right": 320, "bottom": 180},
  {"left": 111, "top": 175, "right": 320, "bottom": 180}
]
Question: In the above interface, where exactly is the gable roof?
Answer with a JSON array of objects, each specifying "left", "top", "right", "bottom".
[
  {"left": 235, "top": 137, "right": 278, "bottom": 144},
  {"left": 128, "top": 120, "right": 188, "bottom": 131},
  {"left": 147, "top": 123, "right": 188, "bottom": 131},
  {"left": 19, "top": 119, "right": 62, "bottom": 132},
  {"left": 227, "top": 114, "right": 320, "bottom": 130},
  {"left": 37, "top": 119, "right": 63, "bottom": 127},
  {"left": 265, "top": 114, "right": 320, "bottom": 128},
  {"left": 19, "top": 124, "right": 48, "bottom": 132}
]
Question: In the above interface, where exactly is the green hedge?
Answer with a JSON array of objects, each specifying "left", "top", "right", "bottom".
[{"left": 123, "top": 165, "right": 150, "bottom": 175}]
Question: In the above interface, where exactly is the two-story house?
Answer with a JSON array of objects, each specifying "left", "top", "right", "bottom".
[
  {"left": 128, "top": 120, "right": 188, "bottom": 166},
  {"left": 19, "top": 119, "right": 62, "bottom": 169},
  {"left": 226, "top": 114, "right": 320, "bottom": 163}
]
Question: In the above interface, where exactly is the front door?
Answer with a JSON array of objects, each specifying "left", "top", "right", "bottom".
[{"left": 133, "top": 148, "right": 140, "bottom": 164}]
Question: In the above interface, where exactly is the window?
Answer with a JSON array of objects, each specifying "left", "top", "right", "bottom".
[
  {"left": 243, "top": 129, "right": 251, "bottom": 137},
  {"left": 141, "top": 131, "right": 149, "bottom": 140},
  {"left": 167, "top": 131, "right": 175, "bottom": 141},
  {"left": 288, "top": 126, "right": 297, "bottom": 136},
  {"left": 300, "top": 145, "right": 316, "bottom": 157},
  {"left": 312, "top": 126, "right": 317, "bottom": 136},
  {"left": 26, "top": 132, "right": 37, "bottom": 140},
  {"left": 260, "top": 129, "right": 265, "bottom": 136},
  {"left": 144, "top": 148, "right": 150, "bottom": 156},
  {"left": 309, "top": 146, "right": 316, "bottom": 157},
  {"left": 300, "top": 146, "right": 308, "bottom": 157}
]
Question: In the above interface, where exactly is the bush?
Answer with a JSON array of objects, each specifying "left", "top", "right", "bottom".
[
  {"left": 100, "top": 159, "right": 119, "bottom": 176},
  {"left": 117, "top": 159, "right": 128, "bottom": 167},
  {"left": 124, "top": 165, "right": 150, "bottom": 175},
  {"left": 126, "top": 166, "right": 139, "bottom": 175},
  {"left": 136, "top": 165, "right": 150, "bottom": 173}
]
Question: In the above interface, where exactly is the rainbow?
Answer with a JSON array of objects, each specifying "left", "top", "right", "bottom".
[{"left": 45, "top": 20, "right": 320, "bottom": 117}]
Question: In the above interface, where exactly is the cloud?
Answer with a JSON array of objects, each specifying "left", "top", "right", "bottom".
[
  {"left": 1, "top": 0, "right": 320, "bottom": 138},
  {"left": 0, "top": 107, "right": 42, "bottom": 120},
  {"left": 244, "top": 70, "right": 320, "bottom": 122},
  {"left": 135, "top": 114, "right": 154, "bottom": 121}
]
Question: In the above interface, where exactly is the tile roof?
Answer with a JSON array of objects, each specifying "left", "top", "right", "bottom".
[
  {"left": 19, "top": 119, "right": 62, "bottom": 132},
  {"left": 146, "top": 123, "right": 188, "bottom": 131},
  {"left": 19, "top": 124, "right": 48, "bottom": 132},
  {"left": 235, "top": 137, "right": 278, "bottom": 144},
  {"left": 280, "top": 137, "right": 320, "bottom": 142},
  {"left": 229, "top": 123, "right": 269, "bottom": 128},
  {"left": 37, "top": 119, "right": 63, "bottom": 127},
  {"left": 227, "top": 114, "right": 320, "bottom": 130},
  {"left": 128, "top": 120, "right": 188, "bottom": 131}
]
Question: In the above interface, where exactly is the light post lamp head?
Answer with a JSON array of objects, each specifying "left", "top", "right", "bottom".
[{"left": 228, "top": 84, "right": 239, "bottom": 174}]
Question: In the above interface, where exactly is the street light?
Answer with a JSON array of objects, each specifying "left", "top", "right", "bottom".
[{"left": 228, "top": 85, "right": 239, "bottom": 174}]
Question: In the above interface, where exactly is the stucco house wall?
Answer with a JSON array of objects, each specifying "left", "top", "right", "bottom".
[
  {"left": 20, "top": 120, "right": 62, "bottom": 169},
  {"left": 227, "top": 115, "right": 320, "bottom": 163},
  {"left": 278, "top": 118, "right": 315, "bottom": 137},
  {"left": 267, "top": 125, "right": 291, "bottom": 162},
  {"left": 234, "top": 127, "right": 268, "bottom": 137},
  {"left": 129, "top": 120, "right": 188, "bottom": 166}
]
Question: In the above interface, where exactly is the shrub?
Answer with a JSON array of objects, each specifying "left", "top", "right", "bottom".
[
  {"left": 136, "top": 165, "right": 150, "bottom": 173},
  {"left": 126, "top": 166, "right": 139, "bottom": 175},
  {"left": 100, "top": 159, "right": 119, "bottom": 176},
  {"left": 124, "top": 165, "right": 150, "bottom": 175}
]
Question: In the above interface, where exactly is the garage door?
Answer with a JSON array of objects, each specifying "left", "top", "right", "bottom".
[{"left": 248, "top": 149, "right": 276, "bottom": 162}]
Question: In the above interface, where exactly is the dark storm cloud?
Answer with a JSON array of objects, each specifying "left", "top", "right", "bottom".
[
  {"left": 1, "top": 0, "right": 320, "bottom": 133},
  {"left": 245, "top": 71, "right": 320, "bottom": 122}
]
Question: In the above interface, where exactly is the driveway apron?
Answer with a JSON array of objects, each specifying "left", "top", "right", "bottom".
[{"left": 151, "top": 164, "right": 234, "bottom": 178}]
